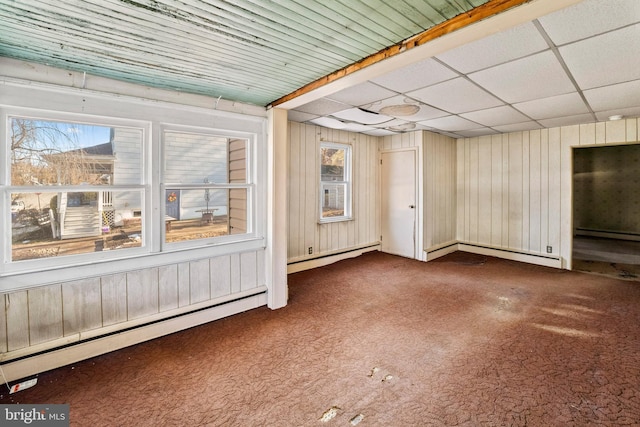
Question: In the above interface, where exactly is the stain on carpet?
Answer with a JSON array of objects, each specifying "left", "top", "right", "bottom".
[{"left": 572, "top": 259, "right": 640, "bottom": 281}]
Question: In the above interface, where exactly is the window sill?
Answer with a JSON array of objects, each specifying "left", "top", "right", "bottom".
[{"left": 318, "top": 216, "right": 353, "bottom": 225}]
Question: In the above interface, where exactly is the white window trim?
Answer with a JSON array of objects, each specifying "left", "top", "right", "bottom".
[
  {"left": 0, "top": 92, "right": 267, "bottom": 290},
  {"left": 2, "top": 109, "right": 151, "bottom": 276},
  {"left": 319, "top": 141, "right": 352, "bottom": 223},
  {"left": 160, "top": 125, "right": 257, "bottom": 251}
]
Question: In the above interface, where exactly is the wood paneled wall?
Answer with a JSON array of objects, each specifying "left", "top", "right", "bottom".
[
  {"left": 457, "top": 119, "right": 639, "bottom": 266},
  {"left": 0, "top": 250, "right": 265, "bottom": 357},
  {"left": 457, "top": 131, "right": 557, "bottom": 254},
  {"left": 287, "top": 122, "right": 379, "bottom": 262},
  {"left": 424, "top": 131, "right": 457, "bottom": 250}
]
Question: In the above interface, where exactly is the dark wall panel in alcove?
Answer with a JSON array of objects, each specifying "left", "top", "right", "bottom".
[{"left": 573, "top": 144, "right": 640, "bottom": 235}]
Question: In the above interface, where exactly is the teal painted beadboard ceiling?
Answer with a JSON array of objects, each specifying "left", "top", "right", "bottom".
[
  {"left": 1, "top": 1, "right": 640, "bottom": 137},
  {"left": 0, "top": 0, "right": 489, "bottom": 106}
]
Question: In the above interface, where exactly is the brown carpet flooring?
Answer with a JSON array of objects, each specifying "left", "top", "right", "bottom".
[{"left": 2, "top": 251, "right": 640, "bottom": 426}]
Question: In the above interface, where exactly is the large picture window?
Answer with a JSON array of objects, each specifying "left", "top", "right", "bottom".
[
  {"left": 7, "top": 117, "right": 145, "bottom": 266},
  {"left": 1, "top": 112, "right": 259, "bottom": 277},
  {"left": 320, "top": 142, "right": 352, "bottom": 222}
]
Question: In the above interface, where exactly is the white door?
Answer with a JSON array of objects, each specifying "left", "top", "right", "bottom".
[{"left": 381, "top": 150, "right": 416, "bottom": 258}]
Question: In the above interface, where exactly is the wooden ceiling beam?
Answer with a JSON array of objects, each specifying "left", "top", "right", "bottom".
[{"left": 269, "top": 0, "right": 532, "bottom": 108}]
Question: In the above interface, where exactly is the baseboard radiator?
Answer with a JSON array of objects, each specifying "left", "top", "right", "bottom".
[
  {"left": 287, "top": 244, "right": 381, "bottom": 274},
  {"left": 0, "top": 291, "right": 267, "bottom": 383}
]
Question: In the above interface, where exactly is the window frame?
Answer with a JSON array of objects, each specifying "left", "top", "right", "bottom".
[
  {"left": 319, "top": 141, "right": 352, "bottom": 223},
  {"left": 2, "top": 110, "right": 150, "bottom": 275},
  {"left": 0, "top": 107, "right": 263, "bottom": 282},
  {"left": 161, "top": 125, "right": 256, "bottom": 251}
]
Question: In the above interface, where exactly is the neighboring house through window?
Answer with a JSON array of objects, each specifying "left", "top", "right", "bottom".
[
  {"left": 162, "top": 129, "right": 253, "bottom": 248},
  {"left": 2, "top": 113, "right": 256, "bottom": 276},
  {"left": 7, "top": 117, "right": 145, "bottom": 269},
  {"left": 320, "top": 142, "right": 352, "bottom": 222}
]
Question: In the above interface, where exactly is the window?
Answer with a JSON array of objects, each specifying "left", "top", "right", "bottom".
[
  {"left": 320, "top": 142, "right": 352, "bottom": 222},
  {"left": 1, "top": 112, "right": 259, "bottom": 276},
  {"left": 6, "top": 117, "right": 145, "bottom": 266},
  {"left": 162, "top": 130, "right": 253, "bottom": 247}
]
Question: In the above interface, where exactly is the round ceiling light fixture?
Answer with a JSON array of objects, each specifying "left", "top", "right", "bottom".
[
  {"left": 608, "top": 114, "right": 624, "bottom": 121},
  {"left": 380, "top": 104, "right": 420, "bottom": 116}
]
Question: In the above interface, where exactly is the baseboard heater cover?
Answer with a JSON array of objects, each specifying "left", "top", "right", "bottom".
[
  {"left": 287, "top": 244, "right": 380, "bottom": 273},
  {"left": 425, "top": 242, "right": 458, "bottom": 261},
  {"left": 0, "top": 291, "right": 267, "bottom": 383},
  {"left": 458, "top": 243, "right": 562, "bottom": 268}
]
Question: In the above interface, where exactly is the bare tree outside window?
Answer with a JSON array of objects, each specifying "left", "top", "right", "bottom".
[
  {"left": 11, "top": 118, "right": 113, "bottom": 186},
  {"left": 8, "top": 118, "right": 148, "bottom": 261}
]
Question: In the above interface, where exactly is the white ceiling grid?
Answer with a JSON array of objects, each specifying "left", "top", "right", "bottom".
[{"left": 289, "top": 0, "right": 640, "bottom": 137}]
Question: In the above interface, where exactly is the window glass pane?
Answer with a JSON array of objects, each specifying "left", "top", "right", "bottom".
[
  {"left": 229, "top": 139, "right": 247, "bottom": 184},
  {"left": 320, "top": 143, "right": 350, "bottom": 221},
  {"left": 12, "top": 190, "right": 143, "bottom": 261},
  {"left": 10, "top": 118, "right": 142, "bottom": 186},
  {"left": 164, "top": 132, "right": 232, "bottom": 185},
  {"left": 164, "top": 188, "right": 247, "bottom": 243},
  {"left": 321, "top": 147, "right": 345, "bottom": 181},
  {"left": 321, "top": 183, "right": 346, "bottom": 217}
]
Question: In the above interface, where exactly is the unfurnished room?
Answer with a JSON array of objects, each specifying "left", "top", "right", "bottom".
[{"left": 0, "top": 0, "right": 639, "bottom": 425}]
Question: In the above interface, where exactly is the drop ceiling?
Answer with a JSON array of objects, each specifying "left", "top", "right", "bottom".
[
  {"left": 1, "top": 0, "right": 639, "bottom": 138},
  {"left": 287, "top": 0, "right": 640, "bottom": 137}
]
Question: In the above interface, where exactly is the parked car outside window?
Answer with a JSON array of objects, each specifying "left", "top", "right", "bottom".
[{"left": 11, "top": 200, "right": 25, "bottom": 213}]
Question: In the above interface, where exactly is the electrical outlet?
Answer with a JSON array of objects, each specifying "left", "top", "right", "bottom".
[
  {"left": 308, "top": 247, "right": 313, "bottom": 255},
  {"left": 546, "top": 246, "right": 552, "bottom": 253}
]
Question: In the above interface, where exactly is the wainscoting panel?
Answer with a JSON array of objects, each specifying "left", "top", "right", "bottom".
[{"left": 0, "top": 249, "right": 267, "bottom": 362}]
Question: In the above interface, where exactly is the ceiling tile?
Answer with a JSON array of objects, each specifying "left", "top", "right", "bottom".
[
  {"left": 492, "top": 121, "right": 543, "bottom": 133},
  {"left": 364, "top": 128, "right": 398, "bottom": 136},
  {"left": 418, "top": 115, "right": 482, "bottom": 131},
  {"left": 594, "top": 106, "right": 640, "bottom": 122},
  {"left": 538, "top": 113, "right": 595, "bottom": 128},
  {"left": 294, "top": 98, "right": 351, "bottom": 116},
  {"left": 455, "top": 128, "right": 500, "bottom": 138},
  {"left": 438, "top": 131, "right": 466, "bottom": 139},
  {"left": 407, "top": 78, "right": 503, "bottom": 114},
  {"left": 375, "top": 119, "right": 420, "bottom": 132},
  {"left": 513, "top": 92, "right": 590, "bottom": 119},
  {"left": 309, "top": 116, "right": 348, "bottom": 129},
  {"left": 584, "top": 80, "right": 640, "bottom": 112},
  {"left": 460, "top": 105, "right": 530, "bottom": 127},
  {"left": 288, "top": 110, "right": 318, "bottom": 122},
  {"left": 468, "top": 51, "right": 575, "bottom": 103},
  {"left": 369, "top": 58, "right": 458, "bottom": 93},
  {"left": 331, "top": 108, "right": 393, "bottom": 125},
  {"left": 435, "top": 22, "right": 548, "bottom": 74},
  {"left": 537, "top": 0, "right": 640, "bottom": 45},
  {"left": 361, "top": 95, "right": 448, "bottom": 121},
  {"left": 372, "top": 118, "right": 411, "bottom": 128},
  {"left": 559, "top": 24, "right": 640, "bottom": 90},
  {"left": 326, "top": 82, "right": 397, "bottom": 106},
  {"left": 340, "top": 123, "right": 377, "bottom": 133}
]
